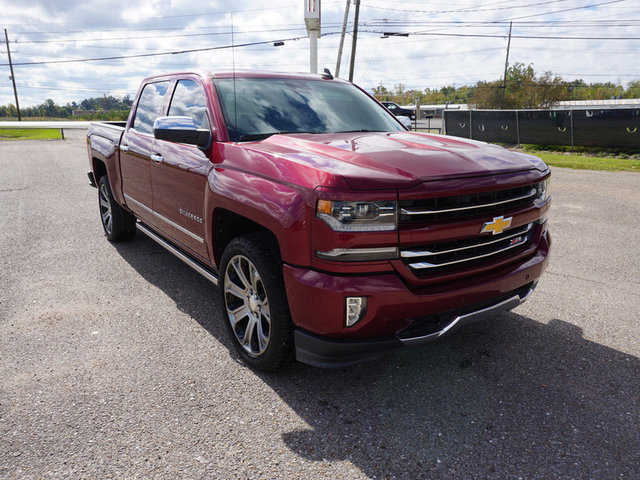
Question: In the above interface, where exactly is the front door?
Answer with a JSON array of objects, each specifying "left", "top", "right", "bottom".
[
  {"left": 120, "top": 80, "right": 170, "bottom": 226},
  {"left": 150, "top": 78, "right": 212, "bottom": 260}
]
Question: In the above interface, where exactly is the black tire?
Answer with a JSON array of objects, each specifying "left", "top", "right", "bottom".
[
  {"left": 217, "top": 234, "right": 294, "bottom": 371},
  {"left": 98, "top": 175, "right": 137, "bottom": 242}
]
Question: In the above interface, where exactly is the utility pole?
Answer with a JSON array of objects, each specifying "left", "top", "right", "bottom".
[
  {"left": 348, "top": 0, "right": 360, "bottom": 82},
  {"left": 304, "top": 0, "right": 321, "bottom": 74},
  {"left": 4, "top": 28, "right": 21, "bottom": 121},
  {"left": 500, "top": 22, "right": 513, "bottom": 110},
  {"left": 335, "top": 0, "right": 350, "bottom": 78}
]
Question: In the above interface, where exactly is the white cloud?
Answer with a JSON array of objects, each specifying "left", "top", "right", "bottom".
[{"left": 0, "top": 0, "right": 639, "bottom": 107}]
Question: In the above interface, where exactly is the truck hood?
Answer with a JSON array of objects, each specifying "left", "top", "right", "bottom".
[{"left": 249, "top": 132, "right": 547, "bottom": 189}]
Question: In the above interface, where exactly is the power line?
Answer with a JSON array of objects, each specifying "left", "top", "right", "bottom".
[
  {"left": 364, "top": 0, "right": 571, "bottom": 15},
  {"left": 11, "top": 27, "right": 319, "bottom": 45},
  {"left": 0, "top": 35, "right": 311, "bottom": 67},
  {"left": 362, "top": 29, "right": 640, "bottom": 40}
]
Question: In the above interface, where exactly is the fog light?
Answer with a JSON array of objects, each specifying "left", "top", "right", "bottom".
[{"left": 345, "top": 296, "right": 367, "bottom": 327}]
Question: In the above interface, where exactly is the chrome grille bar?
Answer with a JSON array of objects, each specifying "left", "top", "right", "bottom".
[
  {"left": 401, "top": 188, "right": 536, "bottom": 216},
  {"left": 401, "top": 223, "right": 532, "bottom": 259},
  {"left": 406, "top": 234, "right": 531, "bottom": 270}
]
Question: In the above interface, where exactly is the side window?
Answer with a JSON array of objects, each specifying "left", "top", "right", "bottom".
[
  {"left": 168, "top": 79, "right": 210, "bottom": 129},
  {"left": 132, "top": 81, "right": 170, "bottom": 134}
]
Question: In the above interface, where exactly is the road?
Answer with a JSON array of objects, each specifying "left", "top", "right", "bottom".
[{"left": 1, "top": 130, "right": 639, "bottom": 479}]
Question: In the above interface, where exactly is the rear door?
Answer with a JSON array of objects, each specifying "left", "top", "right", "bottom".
[
  {"left": 120, "top": 80, "right": 170, "bottom": 226},
  {"left": 150, "top": 77, "right": 212, "bottom": 260}
]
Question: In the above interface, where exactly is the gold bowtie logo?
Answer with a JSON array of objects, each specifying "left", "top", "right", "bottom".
[{"left": 481, "top": 216, "right": 512, "bottom": 235}]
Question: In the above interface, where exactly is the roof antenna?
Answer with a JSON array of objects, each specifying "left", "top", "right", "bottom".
[
  {"left": 231, "top": 14, "right": 238, "bottom": 141},
  {"left": 322, "top": 68, "right": 333, "bottom": 80}
]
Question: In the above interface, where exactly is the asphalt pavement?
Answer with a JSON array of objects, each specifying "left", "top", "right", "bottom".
[{"left": 1, "top": 130, "right": 639, "bottom": 479}]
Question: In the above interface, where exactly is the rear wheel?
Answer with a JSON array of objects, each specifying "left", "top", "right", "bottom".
[
  {"left": 98, "top": 175, "right": 136, "bottom": 242},
  {"left": 218, "top": 234, "right": 294, "bottom": 371}
]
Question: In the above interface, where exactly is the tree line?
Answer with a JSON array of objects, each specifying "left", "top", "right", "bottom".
[
  {"left": 372, "top": 63, "right": 640, "bottom": 109},
  {"left": 2, "top": 65, "right": 639, "bottom": 118},
  {"left": 0, "top": 94, "right": 133, "bottom": 120}
]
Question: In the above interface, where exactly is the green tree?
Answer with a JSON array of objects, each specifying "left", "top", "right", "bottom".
[{"left": 470, "top": 63, "right": 568, "bottom": 109}]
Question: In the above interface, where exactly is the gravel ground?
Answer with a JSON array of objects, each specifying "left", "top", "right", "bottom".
[{"left": 1, "top": 130, "right": 639, "bottom": 479}]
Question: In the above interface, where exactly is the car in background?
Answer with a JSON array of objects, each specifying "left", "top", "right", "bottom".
[
  {"left": 396, "top": 115, "right": 412, "bottom": 129},
  {"left": 381, "top": 101, "right": 415, "bottom": 120}
]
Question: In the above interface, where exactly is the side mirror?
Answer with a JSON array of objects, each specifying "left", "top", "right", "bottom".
[{"left": 153, "top": 116, "right": 213, "bottom": 150}]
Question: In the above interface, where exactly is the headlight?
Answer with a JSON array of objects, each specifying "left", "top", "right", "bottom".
[
  {"left": 316, "top": 199, "right": 397, "bottom": 232},
  {"left": 535, "top": 178, "right": 550, "bottom": 204}
]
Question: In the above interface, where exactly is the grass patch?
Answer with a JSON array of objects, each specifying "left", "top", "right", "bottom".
[
  {"left": 0, "top": 128, "right": 63, "bottom": 140},
  {"left": 534, "top": 152, "right": 640, "bottom": 172}
]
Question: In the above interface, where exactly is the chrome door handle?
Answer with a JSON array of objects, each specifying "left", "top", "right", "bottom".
[
  {"left": 120, "top": 144, "right": 129, "bottom": 152},
  {"left": 150, "top": 153, "right": 163, "bottom": 163}
]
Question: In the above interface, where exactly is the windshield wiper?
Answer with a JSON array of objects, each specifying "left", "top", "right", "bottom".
[
  {"left": 238, "top": 131, "right": 306, "bottom": 142},
  {"left": 335, "top": 129, "right": 386, "bottom": 133},
  {"left": 238, "top": 133, "right": 277, "bottom": 142}
]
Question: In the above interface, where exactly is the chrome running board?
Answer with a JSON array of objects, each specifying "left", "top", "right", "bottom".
[{"left": 136, "top": 222, "right": 218, "bottom": 286}]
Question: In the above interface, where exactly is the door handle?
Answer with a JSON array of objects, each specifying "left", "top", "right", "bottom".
[
  {"left": 150, "top": 153, "right": 163, "bottom": 164},
  {"left": 120, "top": 144, "right": 129, "bottom": 152}
]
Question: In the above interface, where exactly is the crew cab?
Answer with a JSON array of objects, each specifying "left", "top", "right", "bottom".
[{"left": 86, "top": 70, "right": 551, "bottom": 370}]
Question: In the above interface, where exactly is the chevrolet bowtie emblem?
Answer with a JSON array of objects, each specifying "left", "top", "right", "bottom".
[{"left": 481, "top": 216, "right": 512, "bottom": 235}]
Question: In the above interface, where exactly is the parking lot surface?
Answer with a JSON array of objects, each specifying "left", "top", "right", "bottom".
[{"left": 1, "top": 131, "right": 639, "bottom": 479}]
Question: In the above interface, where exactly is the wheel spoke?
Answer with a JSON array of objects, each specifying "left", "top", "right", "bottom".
[
  {"left": 99, "top": 196, "right": 109, "bottom": 209},
  {"left": 225, "top": 279, "right": 246, "bottom": 300},
  {"left": 102, "top": 210, "right": 112, "bottom": 232},
  {"left": 229, "top": 304, "right": 250, "bottom": 328},
  {"left": 256, "top": 317, "right": 269, "bottom": 352},
  {"left": 250, "top": 266, "right": 261, "bottom": 291},
  {"left": 242, "top": 315, "right": 257, "bottom": 347},
  {"left": 231, "top": 259, "right": 251, "bottom": 292}
]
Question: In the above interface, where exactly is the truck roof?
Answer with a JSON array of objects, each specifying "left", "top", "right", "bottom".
[{"left": 141, "top": 70, "right": 344, "bottom": 83}]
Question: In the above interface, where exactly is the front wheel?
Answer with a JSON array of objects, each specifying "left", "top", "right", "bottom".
[
  {"left": 98, "top": 175, "right": 136, "bottom": 242},
  {"left": 218, "top": 234, "right": 294, "bottom": 371}
]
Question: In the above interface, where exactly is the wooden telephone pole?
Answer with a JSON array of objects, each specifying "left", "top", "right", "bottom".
[
  {"left": 4, "top": 29, "right": 21, "bottom": 121},
  {"left": 500, "top": 22, "right": 513, "bottom": 110},
  {"left": 348, "top": 0, "right": 360, "bottom": 82}
]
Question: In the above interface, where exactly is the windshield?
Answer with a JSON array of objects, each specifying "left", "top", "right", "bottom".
[{"left": 213, "top": 77, "right": 403, "bottom": 142}]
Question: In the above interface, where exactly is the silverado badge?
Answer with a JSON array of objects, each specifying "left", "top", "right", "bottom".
[{"left": 481, "top": 216, "right": 512, "bottom": 235}]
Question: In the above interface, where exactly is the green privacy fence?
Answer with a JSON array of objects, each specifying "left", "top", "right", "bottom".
[{"left": 444, "top": 108, "right": 640, "bottom": 147}]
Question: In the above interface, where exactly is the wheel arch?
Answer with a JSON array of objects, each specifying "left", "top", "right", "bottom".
[
  {"left": 92, "top": 157, "right": 107, "bottom": 183},
  {"left": 212, "top": 208, "right": 281, "bottom": 268}
]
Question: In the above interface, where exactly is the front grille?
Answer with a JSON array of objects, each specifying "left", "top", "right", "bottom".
[
  {"left": 401, "top": 223, "right": 533, "bottom": 273},
  {"left": 400, "top": 184, "right": 540, "bottom": 224}
]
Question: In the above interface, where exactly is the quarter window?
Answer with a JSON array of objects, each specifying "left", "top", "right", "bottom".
[
  {"left": 133, "top": 81, "right": 170, "bottom": 134},
  {"left": 168, "top": 79, "right": 210, "bottom": 129}
]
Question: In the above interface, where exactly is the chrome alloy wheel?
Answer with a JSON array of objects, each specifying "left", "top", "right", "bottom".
[
  {"left": 223, "top": 254, "right": 271, "bottom": 357},
  {"left": 99, "top": 183, "right": 113, "bottom": 235}
]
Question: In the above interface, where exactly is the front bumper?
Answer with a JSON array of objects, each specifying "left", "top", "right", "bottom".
[
  {"left": 294, "top": 282, "right": 536, "bottom": 368},
  {"left": 283, "top": 230, "right": 550, "bottom": 368},
  {"left": 87, "top": 171, "right": 97, "bottom": 188}
]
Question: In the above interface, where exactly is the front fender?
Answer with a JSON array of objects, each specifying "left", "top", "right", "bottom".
[{"left": 205, "top": 167, "right": 313, "bottom": 267}]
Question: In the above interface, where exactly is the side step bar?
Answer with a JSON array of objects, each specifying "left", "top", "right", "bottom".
[{"left": 136, "top": 222, "right": 219, "bottom": 286}]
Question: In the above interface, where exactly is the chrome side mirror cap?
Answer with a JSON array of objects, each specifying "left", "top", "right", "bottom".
[{"left": 153, "top": 116, "right": 213, "bottom": 149}]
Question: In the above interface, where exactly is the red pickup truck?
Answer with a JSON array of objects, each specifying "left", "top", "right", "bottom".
[{"left": 87, "top": 70, "right": 551, "bottom": 370}]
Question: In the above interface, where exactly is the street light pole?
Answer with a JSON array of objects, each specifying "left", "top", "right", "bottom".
[{"left": 304, "top": 0, "right": 321, "bottom": 74}]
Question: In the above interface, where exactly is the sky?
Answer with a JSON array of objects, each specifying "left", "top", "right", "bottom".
[{"left": 1, "top": 0, "right": 639, "bottom": 107}]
